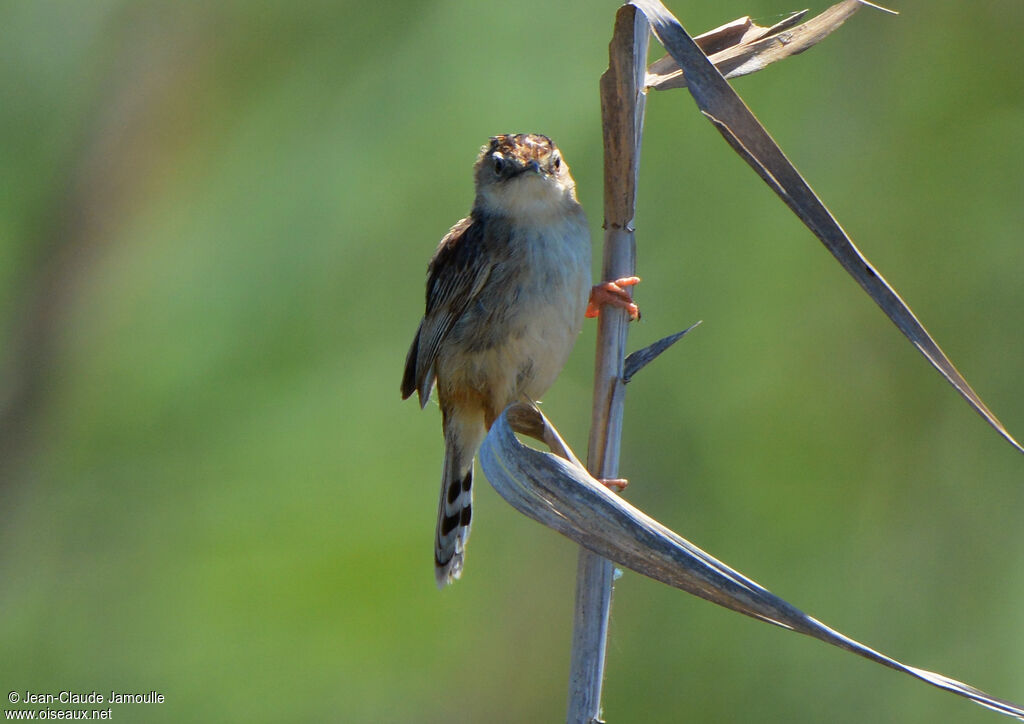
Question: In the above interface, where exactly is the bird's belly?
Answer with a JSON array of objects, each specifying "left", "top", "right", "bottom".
[
  {"left": 445, "top": 295, "right": 581, "bottom": 413},
  {"left": 439, "top": 219, "right": 590, "bottom": 416}
]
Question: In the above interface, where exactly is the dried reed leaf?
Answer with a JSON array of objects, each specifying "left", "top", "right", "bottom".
[
  {"left": 634, "top": 0, "right": 1023, "bottom": 454},
  {"left": 648, "top": 1, "right": 896, "bottom": 91},
  {"left": 480, "top": 403, "right": 1024, "bottom": 721},
  {"left": 623, "top": 321, "right": 700, "bottom": 383}
]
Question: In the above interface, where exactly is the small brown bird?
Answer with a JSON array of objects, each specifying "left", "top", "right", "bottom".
[{"left": 402, "top": 134, "right": 637, "bottom": 587}]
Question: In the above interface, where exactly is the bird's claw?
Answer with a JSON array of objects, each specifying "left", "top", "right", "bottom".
[
  {"left": 599, "top": 478, "right": 629, "bottom": 492},
  {"left": 586, "top": 276, "right": 641, "bottom": 321}
]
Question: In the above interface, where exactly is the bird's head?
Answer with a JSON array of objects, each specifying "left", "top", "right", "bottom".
[{"left": 473, "top": 134, "right": 579, "bottom": 218}]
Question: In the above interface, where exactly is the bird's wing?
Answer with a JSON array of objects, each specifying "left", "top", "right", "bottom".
[{"left": 401, "top": 216, "right": 495, "bottom": 406}]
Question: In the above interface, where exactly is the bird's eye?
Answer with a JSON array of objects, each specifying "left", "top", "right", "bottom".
[
  {"left": 493, "top": 156, "right": 505, "bottom": 175},
  {"left": 552, "top": 154, "right": 561, "bottom": 170}
]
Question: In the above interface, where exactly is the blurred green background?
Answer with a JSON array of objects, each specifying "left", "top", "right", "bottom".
[{"left": 1, "top": 1, "right": 1021, "bottom": 721}]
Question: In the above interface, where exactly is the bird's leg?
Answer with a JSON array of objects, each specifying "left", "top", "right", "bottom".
[{"left": 586, "top": 276, "right": 641, "bottom": 321}]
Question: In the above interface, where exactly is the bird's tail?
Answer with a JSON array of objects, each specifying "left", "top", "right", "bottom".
[{"left": 435, "top": 413, "right": 484, "bottom": 587}]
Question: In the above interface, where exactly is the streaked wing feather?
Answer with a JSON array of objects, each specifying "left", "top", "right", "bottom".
[{"left": 402, "top": 216, "right": 493, "bottom": 406}]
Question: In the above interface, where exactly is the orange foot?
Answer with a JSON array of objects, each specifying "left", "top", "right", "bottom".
[
  {"left": 586, "top": 276, "right": 641, "bottom": 321},
  {"left": 599, "top": 478, "right": 629, "bottom": 493}
]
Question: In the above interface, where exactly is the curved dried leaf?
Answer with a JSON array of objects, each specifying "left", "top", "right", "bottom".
[{"left": 480, "top": 403, "right": 1024, "bottom": 721}]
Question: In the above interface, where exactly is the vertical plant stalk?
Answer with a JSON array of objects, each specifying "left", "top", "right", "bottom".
[{"left": 566, "top": 6, "right": 649, "bottom": 723}]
